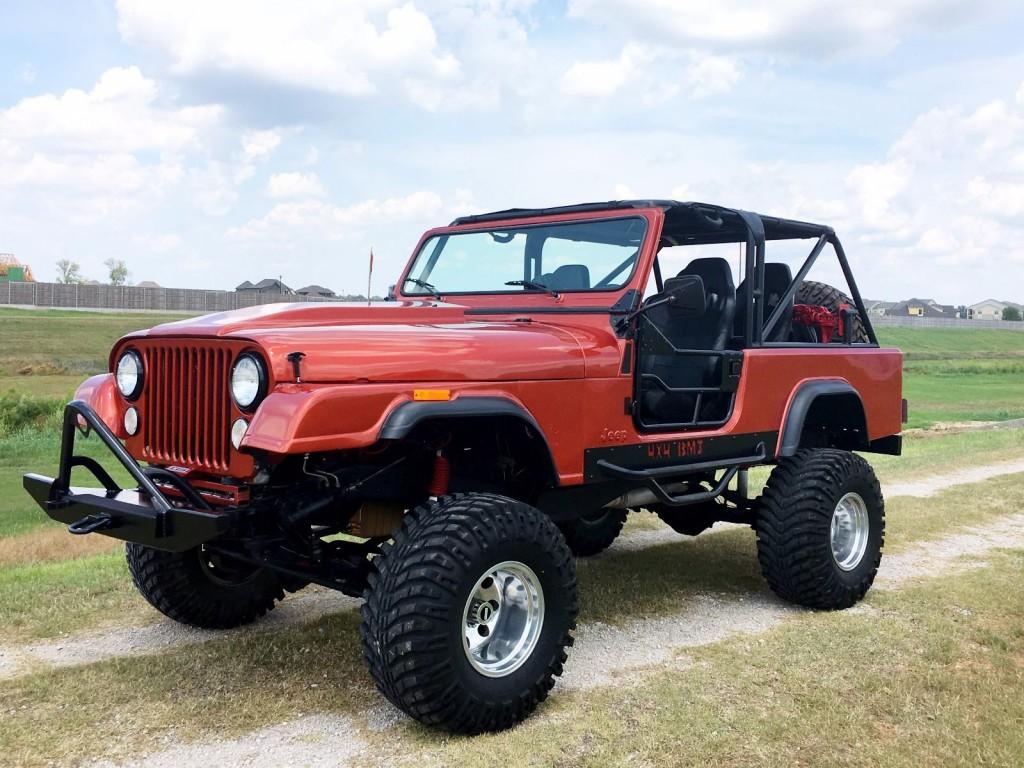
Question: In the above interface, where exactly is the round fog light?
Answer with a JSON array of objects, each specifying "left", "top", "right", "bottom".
[
  {"left": 124, "top": 407, "right": 139, "bottom": 436},
  {"left": 231, "top": 418, "right": 249, "bottom": 450}
]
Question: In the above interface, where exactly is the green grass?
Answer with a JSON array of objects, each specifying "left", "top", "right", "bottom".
[
  {"left": 876, "top": 327, "right": 1024, "bottom": 428},
  {"left": 0, "top": 429, "right": 135, "bottom": 540},
  {"left": 0, "top": 307, "right": 188, "bottom": 384}
]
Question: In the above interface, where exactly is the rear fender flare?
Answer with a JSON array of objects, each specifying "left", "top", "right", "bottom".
[{"left": 777, "top": 379, "right": 868, "bottom": 457}]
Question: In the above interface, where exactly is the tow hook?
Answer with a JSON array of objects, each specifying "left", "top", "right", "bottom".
[{"left": 68, "top": 513, "right": 115, "bottom": 535}]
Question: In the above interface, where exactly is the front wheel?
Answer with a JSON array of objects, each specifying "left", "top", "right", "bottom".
[
  {"left": 126, "top": 543, "right": 285, "bottom": 629},
  {"left": 755, "top": 449, "right": 884, "bottom": 609},
  {"left": 360, "top": 493, "right": 578, "bottom": 733}
]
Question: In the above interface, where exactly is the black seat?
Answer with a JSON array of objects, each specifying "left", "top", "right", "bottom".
[
  {"left": 639, "top": 257, "right": 736, "bottom": 424},
  {"left": 539, "top": 264, "right": 590, "bottom": 291},
  {"left": 734, "top": 263, "right": 793, "bottom": 343}
]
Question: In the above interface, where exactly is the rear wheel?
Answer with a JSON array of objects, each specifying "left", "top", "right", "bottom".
[
  {"left": 755, "top": 449, "right": 884, "bottom": 609},
  {"left": 361, "top": 493, "right": 578, "bottom": 733},
  {"left": 126, "top": 543, "right": 285, "bottom": 629},
  {"left": 557, "top": 507, "right": 627, "bottom": 556}
]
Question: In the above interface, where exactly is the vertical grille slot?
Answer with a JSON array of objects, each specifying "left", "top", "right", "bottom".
[{"left": 139, "top": 341, "right": 233, "bottom": 473}]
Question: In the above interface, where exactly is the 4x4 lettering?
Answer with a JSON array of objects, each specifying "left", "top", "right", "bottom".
[{"left": 647, "top": 439, "right": 705, "bottom": 460}]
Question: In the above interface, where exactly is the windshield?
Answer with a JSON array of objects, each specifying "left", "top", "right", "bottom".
[{"left": 402, "top": 217, "right": 647, "bottom": 296}]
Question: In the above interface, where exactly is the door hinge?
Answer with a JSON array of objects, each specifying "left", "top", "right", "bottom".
[{"left": 624, "top": 397, "right": 636, "bottom": 415}]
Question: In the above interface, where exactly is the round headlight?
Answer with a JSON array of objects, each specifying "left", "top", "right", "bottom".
[
  {"left": 115, "top": 350, "right": 143, "bottom": 400},
  {"left": 230, "top": 353, "right": 266, "bottom": 410},
  {"left": 124, "top": 407, "right": 139, "bottom": 436},
  {"left": 231, "top": 418, "right": 249, "bottom": 450}
]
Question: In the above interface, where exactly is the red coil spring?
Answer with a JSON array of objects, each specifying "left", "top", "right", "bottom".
[{"left": 428, "top": 452, "right": 451, "bottom": 496}]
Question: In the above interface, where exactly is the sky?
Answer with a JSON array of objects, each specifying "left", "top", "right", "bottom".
[{"left": 1, "top": 0, "right": 1023, "bottom": 304}]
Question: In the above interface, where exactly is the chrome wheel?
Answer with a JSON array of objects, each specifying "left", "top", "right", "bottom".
[
  {"left": 830, "top": 492, "right": 870, "bottom": 571},
  {"left": 462, "top": 560, "right": 544, "bottom": 678}
]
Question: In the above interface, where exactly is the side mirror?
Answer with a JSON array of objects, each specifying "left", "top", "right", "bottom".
[
  {"left": 385, "top": 284, "right": 397, "bottom": 301},
  {"left": 664, "top": 275, "right": 706, "bottom": 317}
]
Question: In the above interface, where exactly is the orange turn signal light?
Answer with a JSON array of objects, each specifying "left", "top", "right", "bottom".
[{"left": 413, "top": 389, "right": 452, "bottom": 402}]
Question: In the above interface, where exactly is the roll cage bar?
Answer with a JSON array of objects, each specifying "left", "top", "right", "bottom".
[{"left": 452, "top": 200, "right": 878, "bottom": 347}]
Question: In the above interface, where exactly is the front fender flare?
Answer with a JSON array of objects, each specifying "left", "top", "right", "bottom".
[{"left": 379, "top": 396, "right": 559, "bottom": 486}]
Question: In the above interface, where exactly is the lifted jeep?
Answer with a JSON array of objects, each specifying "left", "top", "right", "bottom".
[{"left": 24, "top": 200, "right": 903, "bottom": 733}]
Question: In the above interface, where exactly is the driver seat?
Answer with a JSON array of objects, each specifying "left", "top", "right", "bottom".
[{"left": 639, "top": 257, "right": 736, "bottom": 423}]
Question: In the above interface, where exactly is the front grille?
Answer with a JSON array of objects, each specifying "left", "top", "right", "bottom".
[{"left": 138, "top": 342, "right": 234, "bottom": 473}]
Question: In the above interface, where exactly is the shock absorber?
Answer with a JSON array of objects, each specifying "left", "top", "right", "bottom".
[{"left": 428, "top": 450, "right": 451, "bottom": 497}]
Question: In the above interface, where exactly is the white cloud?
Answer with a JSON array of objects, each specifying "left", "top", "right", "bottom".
[
  {"left": 0, "top": 67, "right": 222, "bottom": 224},
  {"left": 566, "top": 0, "right": 995, "bottom": 57},
  {"left": 242, "top": 129, "right": 282, "bottom": 160},
  {"left": 228, "top": 190, "right": 444, "bottom": 241},
  {"left": 561, "top": 45, "right": 647, "bottom": 97},
  {"left": 267, "top": 171, "right": 325, "bottom": 199},
  {"left": 684, "top": 54, "right": 741, "bottom": 97},
  {"left": 0, "top": 66, "right": 220, "bottom": 154},
  {"left": 845, "top": 159, "right": 911, "bottom": 233},
  {"left": 117, "top": 0, "right": 459, "bottom": 97},
  {"left": 561, "top": 45, "right": 740, "bottom": 99}
]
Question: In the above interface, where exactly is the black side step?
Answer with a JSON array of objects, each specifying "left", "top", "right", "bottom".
[{"left": 595, "top": 444, "right": 766, "bottom": 507}]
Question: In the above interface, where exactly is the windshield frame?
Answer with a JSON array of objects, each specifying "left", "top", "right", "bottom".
[{"left": 397, "top": 214, "right": 651, "bottom": 299}]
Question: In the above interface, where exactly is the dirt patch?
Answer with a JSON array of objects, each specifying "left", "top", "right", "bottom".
[
  {"left": 0, "top": 526, "right": 120, "bottom": 566},
  {"left": 875, "top": 512, "right": 1024, "bottom": 588},
  {"left": 560, "top": 592, "right": 794, "bottom": 691},
  {"left": 88, "top": 714, "right": 366, "bottom": 768},
  {"left": 0, "top": 588, "right": 357, "bottom": 679},
  {"left": 883, "top": 459, "right": 1024, "bottom": 498}
]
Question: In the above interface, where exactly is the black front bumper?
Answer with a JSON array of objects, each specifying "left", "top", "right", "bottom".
[{"left": 23, "top": 401, "right": 232, "bottom": 552}]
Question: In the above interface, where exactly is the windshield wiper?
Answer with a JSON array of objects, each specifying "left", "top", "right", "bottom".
[
  {"left": 404, "top": 277, "right": 442, "bottom": 300},
  {"left": 504, "top": 280, "right": 560, "bottom": 299}
]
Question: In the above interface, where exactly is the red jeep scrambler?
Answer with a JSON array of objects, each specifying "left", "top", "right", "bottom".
[{"left": 25, "top": 200, "right": 903, "bottom": 733}]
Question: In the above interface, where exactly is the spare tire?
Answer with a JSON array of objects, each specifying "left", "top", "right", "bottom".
[{"left": 795, "top": 280, "right": 869, "bottom": 343}]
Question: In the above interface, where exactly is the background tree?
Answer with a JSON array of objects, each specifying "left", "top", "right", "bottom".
[
  {"left": 55, "top": 259, "right": 83, "bottom": 284},
  {"left": 104, "top": 258, "right": 129, "bottom": 286},
  {"left": 1002, "top": 306, "right": 1022, "bottom": 321}
]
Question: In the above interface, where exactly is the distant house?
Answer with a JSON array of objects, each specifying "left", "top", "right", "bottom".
[
  {"left": 887, "top": 298, "right": 949, "bottom": 318},
  {"left": 863, "top": 300, "right": 896, "bottom": 317},
  {"left": 968, "top": 299, "right": 1023, "bottom": 320},
  {"left": 136, "top": 280, "right": 161, "bottom": 289},
  {"left": 236, "top": 278, "right": 294, "bottom": 295},
  {"left": 296, "top": 284, "right": 336, "bottom": 298}
]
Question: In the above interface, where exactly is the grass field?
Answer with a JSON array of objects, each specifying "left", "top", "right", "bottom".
[
  {"left": 877, "top": 326, "right": 1024, "bottom": 427},
  {"left": 1, "top": 307, "right": 1023, "bottom": 429}
]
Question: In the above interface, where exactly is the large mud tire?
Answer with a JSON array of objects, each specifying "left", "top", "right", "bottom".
[
  {"left": 795, "top": 280, "right": 869, "bottom": 343},
  {"left": 360, "top": 493, "right": 578, "bottom": 734},
  {"left": 126, "top": 543, "right": 285, "bottom": 629},
  {"left": 755, "top": 449, "right": 884, "bottom": 610},
  {"left": 558, "top": 507, "right": 627, "bottom": 556}
]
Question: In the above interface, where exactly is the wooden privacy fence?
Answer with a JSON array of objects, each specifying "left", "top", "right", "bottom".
[{"left": 1, "top": 282, "right": 338, "bottom": 312}]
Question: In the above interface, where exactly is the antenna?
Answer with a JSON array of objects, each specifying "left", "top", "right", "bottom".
[{"left": 367, "top": 247, "right": 374, "bottom": 306}]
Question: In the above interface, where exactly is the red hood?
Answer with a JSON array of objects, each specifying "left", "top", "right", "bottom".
[{"left": 122, "top": 301, "right": 596, "bottom": 383}]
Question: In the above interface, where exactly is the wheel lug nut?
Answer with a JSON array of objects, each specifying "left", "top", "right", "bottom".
[{"left": 478, "top": 625, "right": 489, "bottom": 637}]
